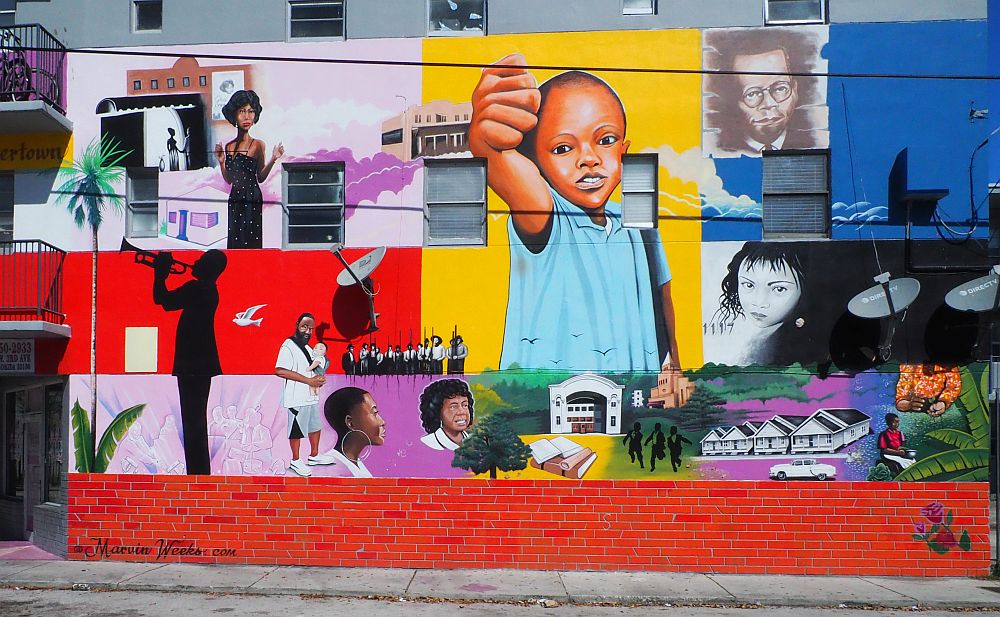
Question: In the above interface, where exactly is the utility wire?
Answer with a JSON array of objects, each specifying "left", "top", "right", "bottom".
[{"left": 18, "top": 45, "right": 1000, "bottom": 81}]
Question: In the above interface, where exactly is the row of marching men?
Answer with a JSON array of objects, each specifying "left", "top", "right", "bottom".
[{"left": 341, "top": 334, "right": 469, "bottom": 376}]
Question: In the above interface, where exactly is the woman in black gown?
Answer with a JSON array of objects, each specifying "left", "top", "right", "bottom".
[{"left": 214, "top": 90, "right": 284, "bottom": 249}]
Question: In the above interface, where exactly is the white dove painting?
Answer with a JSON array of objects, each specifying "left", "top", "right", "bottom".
[{"left": 233, "top": 304, "right": 267, "bottom": 327}]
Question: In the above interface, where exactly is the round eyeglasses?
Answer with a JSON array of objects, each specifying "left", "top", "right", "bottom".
[{"left": 741, "top": 81, "right": 793, "bottom": 108}]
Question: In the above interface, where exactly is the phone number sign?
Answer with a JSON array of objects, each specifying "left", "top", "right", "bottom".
[{"left": 0, "top": 339, "right": 34, "bottom": 373}]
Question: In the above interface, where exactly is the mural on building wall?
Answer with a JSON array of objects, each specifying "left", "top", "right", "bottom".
[
  {"left": 468, "top": 54, "right": 680, "bottom": 373},
  {"left": 67, "top": 360, "right": 988, "bottom": 482},
  {"left": 703, "top": 26, "right": 829, "bottom": 158},
  {"left": 32, "top": 24, "right": 987, "bottom": 483},
  {"left": 702, "top": 239, "right": 987, "bottom": 370}
]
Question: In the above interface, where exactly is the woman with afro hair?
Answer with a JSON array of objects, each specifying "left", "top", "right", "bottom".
[
  {"left": 418, "top": 378, "right": 474, "bottom": 451},
  {"left": 214, "top": 89, "right": 284, "bottom": 249}
]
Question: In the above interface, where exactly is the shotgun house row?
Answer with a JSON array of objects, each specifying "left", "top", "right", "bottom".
[{"left": 701, "top": 408, "right": 872, "bottom": 456}]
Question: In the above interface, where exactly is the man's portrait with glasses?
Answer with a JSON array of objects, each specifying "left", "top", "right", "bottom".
[{"left": 703, "top": 28, "right": 829, "bottom": 157}]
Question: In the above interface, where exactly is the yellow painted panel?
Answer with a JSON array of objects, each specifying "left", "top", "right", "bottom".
[
  {"left": 0, "top": 133, "right": 72, "bottom": 169},
  {"left": 422, "top": 30, "right": 704, "bottom": 370}
]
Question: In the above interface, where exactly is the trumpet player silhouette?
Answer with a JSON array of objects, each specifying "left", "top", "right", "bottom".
[{"left": 152, "top": 249, "right": 227, "bottom": 475}]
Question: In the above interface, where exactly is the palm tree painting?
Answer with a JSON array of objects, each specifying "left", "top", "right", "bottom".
[
  {"left": 70, "top": 399, "right": 146, "bottom": 473},
  {"left": 55, "top": 136, "right": 131, "bottom": 468},
  {"left": 895, "top": 364, "right": 990, "bottom": 482}
]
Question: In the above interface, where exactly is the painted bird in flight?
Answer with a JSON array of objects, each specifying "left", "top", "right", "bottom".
[
  {"left": 521, "top": 337, "right": 540, "bottom": 344},
  {"left": 592, "top": 348, "right": 616, "bottom": 357},
  {"left": 233, "top": 304, "right": 266, "bottom": 327}
]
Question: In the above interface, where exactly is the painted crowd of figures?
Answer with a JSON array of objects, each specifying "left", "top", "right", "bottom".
[{"left": 340, "top": 335, "right": 469, "bottom": 376}]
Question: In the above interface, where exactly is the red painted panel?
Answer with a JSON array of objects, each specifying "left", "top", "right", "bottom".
[{"left": 55, "top": 248, "right": 421, "bottom": 375}]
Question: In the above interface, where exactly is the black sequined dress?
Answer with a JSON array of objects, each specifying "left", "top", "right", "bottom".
[{"left": 226, "top": 152, "right": 263, "bottom": 249}]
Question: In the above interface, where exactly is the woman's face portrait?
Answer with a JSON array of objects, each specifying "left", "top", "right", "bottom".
[
  {"left": 737, "top": 258, "right": 802, "bottom": 329},
  {"left": 440, "top": 395, "right": 471, "bottom": 435},
  {"left": 349, "top": 392, "right": 385, "bottom": 446},
  {"left": 236, "top": 103, "right": 256, "bottom": 129}
]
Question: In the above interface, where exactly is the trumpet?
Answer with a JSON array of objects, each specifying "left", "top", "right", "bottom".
[{"left": 120, "top": 238, "right": 193, "bottom": 275}]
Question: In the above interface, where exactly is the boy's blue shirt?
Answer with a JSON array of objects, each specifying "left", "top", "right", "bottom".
[{"left": 500, "top": 184, "right": 670, "bottom": 372}]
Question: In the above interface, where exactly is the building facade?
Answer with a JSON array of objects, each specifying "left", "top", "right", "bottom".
[{"left": 0, "top": 0, "right": 995, "bottom": 575}]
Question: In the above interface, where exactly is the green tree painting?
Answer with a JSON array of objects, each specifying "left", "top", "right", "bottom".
[
  {"left": 452, "top": 413, "right": 532, "bottom": 479},
  {"left": 55, "top": 136, "right": 130, "bottom": 466},
  {"left": 895, "top": 365, "right": 990, "bottom": 482},
  {"left": 70, "top": 399, "right": 146, "bottom": 473}
]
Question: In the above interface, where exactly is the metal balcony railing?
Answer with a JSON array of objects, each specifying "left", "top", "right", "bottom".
[
  {"left": 0, "top": 24, "right": 66, "bottom": 113},
  {"left": 0, "top": 239, "right": 66, "bottom": 323}
]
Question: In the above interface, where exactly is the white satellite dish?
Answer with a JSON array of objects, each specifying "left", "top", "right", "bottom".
[
  {"left": 330, "top": 244, "right": 385, "bottom": 333},
  {"left": 944, "top": 266, "right": 1000, "bottom": 313},
  {"left": 847, "top": 275, "right": 921, "bottom": 319},
  {"left": 335, "top": 246, "right": 386, "bottom": 287}
]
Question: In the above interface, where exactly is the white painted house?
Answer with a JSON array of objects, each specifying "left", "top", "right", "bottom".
[
  {"left": 700, "top": 427, "right": 727, "bottom": 455},
  {"left": 789, "top": 408, "right": 871, "bottom": 454},
  {"left": 752, "top": 415, "right": 807, "bottom": 455},
  {"left": 549, "top": 373, "right": 623, "bottom": 435},
  {"left": 716, "top": 424, "right": 755, "bottom": 455}
]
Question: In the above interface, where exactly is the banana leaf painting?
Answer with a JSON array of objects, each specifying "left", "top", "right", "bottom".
[
  {"left": 896, "top": 366, "right": 990, "bottom": 482},
  {"left": 71, "top": 399, "right": 146, "bottom": 473}
]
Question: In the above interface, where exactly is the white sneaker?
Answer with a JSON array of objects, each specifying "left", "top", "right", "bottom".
[
  {"left": 288, "top": 459, "right": 312, "bottom": 477},
  {"left": 307, "top": 453, "right": 336, "bottom": 466}
]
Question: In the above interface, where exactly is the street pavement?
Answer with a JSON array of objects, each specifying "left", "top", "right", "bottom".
[
  {"left": 2, "top": 559, "right": 1000, "bottom": 609},
  {"left": 4, "top": 587, "right": 1000, "bottom": 617}
]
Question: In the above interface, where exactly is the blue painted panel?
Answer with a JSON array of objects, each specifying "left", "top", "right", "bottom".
[
  {"left": 826, "top": 20, "right": 989, "bottom": 240},
  {"left": 701, "top": 156, "right": 763, "bottom": 242}
]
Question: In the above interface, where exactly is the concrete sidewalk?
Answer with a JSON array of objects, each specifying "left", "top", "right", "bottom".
[{"left": 2, "top": 559, "right": 1000, "bottom": 609}]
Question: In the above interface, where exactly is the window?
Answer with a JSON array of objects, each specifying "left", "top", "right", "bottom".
[
  {"left": 621, "top": 154, "right": 657, "bottom": 228},
  {"left": 765, "top": 0, "right": 826, "bottom": 24},
  {"left": 424, "top": 160, "right": 486, "bottom": 246},
  {"left": 762, "top": 151, "right": 829, "bottom": 238},
  {"left": 0, "top": 172, "right": 13, "bottom": 241},
  {"left": 428, "top": 0, "right": 485, "bottom": 36},
  {"left": 166, "top": 77, "right": 175, "bottom": 88},
  {"left": 288, "top": 0, "right": 345, "bottom": 40},
  {"left": 132, "top": 80, "right": 141, "bottom": 91},
  {"left": 127, "top": 168, "right": 159, "bottom": 238},
  {"left": 623, "top": 0, "right": 656, "bottom": 15},
  {"left": 283, "top": 163, "right": 345, "bottom": 248},
  {"left": 132, "top": 0, "right": 163, "bottom": 32},
  {"left": 182, "top": 76, "right": 190, "bottom": 87},
  {"left": 199, "top": 75, "right": 207, "bottom": 86},
  {"left": 150, "top": 79, "right": 159, "bottom": 90}
]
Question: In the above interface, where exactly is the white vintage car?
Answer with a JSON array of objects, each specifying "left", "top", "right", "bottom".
[{"left": 769, "top": 458, "right": 836, "bottom": 481}]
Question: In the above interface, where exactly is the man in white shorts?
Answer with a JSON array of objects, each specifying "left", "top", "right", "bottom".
[{"left": 275, "top": 313, "right": 335, "bottom": 477}]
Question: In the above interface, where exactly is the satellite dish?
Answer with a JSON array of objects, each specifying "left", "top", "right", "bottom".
[
  {"left": 336, "top": 246, "right": 386, "bottom": 287},
  {"left": 848, "top": 277, "right": 921, "bottom": 319},
  {"left": 944, "top": 267, "right": 1000, "bottom": 312}
]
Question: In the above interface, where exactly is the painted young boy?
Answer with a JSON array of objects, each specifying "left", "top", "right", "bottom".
[{"left": 469, "top": 53, "right": 680, "bottom": 371}]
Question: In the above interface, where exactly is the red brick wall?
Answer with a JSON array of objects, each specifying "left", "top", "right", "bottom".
[{"left": 67, "top": 474, "right": 991, "bottom": 576}]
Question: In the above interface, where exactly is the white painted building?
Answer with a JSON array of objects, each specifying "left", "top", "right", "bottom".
[
  {"left": 789, "top": 408, "right": 871, "bottom": 454},
  {"left": 549, "top": 373, "right": 623, "bottom": 435},
  {"left": 700, "top": 427, "right": 727, "bottom": 455},
  {"left": 752, "top": 415, "right": 807, "bottom": 455}
]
